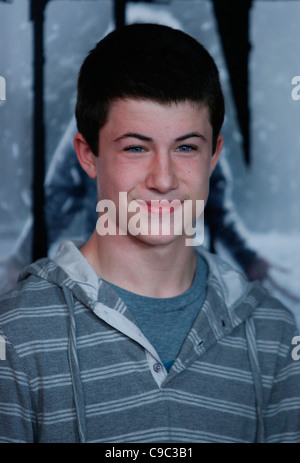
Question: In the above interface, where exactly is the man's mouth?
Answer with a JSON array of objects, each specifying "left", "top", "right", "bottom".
[{"left": 135, "top": 199, "right": 184, "bottom": 215}]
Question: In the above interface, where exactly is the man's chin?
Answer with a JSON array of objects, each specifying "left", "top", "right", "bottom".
[{"left": 128, "top": 231, "right": 188, "bottom": 248}]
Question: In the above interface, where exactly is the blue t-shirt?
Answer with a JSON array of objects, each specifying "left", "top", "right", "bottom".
[{"left": 105, "top": 253, "right": 208, "bottom": 371}]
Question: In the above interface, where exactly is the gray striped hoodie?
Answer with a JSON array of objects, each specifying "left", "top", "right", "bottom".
[{"left": 0, "top": 241, "right": 299, "bottom": 443}]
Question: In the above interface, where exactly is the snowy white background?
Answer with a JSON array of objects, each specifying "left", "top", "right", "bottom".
[{"left": 0, "top": 0, "right": 299, "bottom": 329}]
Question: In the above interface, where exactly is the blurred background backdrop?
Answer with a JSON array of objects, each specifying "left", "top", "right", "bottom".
[{"left": 0, "top": 0, "right": 299, "bottom": 329}]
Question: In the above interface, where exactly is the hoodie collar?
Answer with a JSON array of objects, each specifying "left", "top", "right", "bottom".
[{"left": 20, "top": 239, "right": 259, "bottom": 322}]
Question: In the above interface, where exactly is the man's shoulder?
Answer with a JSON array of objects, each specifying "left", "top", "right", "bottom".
[
  {"left": 0, "top": 260, "right": 68, "bottom": 339},
  {"left": 251, "top": 288, "right": 298, "bottom": 337},
  {"left": 0, "top": 259, "right": 57, "bottom": 304},
  {"left": 196, "top": 246, "right": 298, "bottom": 335}
]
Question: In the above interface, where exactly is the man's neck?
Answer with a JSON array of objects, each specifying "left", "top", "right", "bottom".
[{"left": 80, "top": 231, "right": 197, "bottom": 298}]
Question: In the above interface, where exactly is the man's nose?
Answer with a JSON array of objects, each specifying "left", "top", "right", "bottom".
[{"left": 145, "top": 151, "right": 178, "bottom": 193}]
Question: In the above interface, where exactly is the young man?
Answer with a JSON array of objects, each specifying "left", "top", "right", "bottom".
[{"left": 0, "top": 24, "right": 299, "bottom": 443}]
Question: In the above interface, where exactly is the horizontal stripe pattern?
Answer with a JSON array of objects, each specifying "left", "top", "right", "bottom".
[
  {"left": 0, "top": 254, "right": 299, "bottom": 443},
  {"left": 0, "top": 305, "right": 68, "bottom": 325},
  {"left": 90, "top": 427, "right": 249, "bottom": 443}
]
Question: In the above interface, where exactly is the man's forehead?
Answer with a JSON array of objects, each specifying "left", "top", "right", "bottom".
[{"left": 103, "top": 97, "right": 211, "bottom": 128}]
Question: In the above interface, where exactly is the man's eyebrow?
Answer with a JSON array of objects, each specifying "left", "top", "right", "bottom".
[
  {"left": 114, "top": 131, "right": 207, "bottom": 143},
  {"left": 175, "top": 132, "right": 207, "bottom": 142},
  {"left": 114, "top": 133, "right": 153, "bottom": 142}
]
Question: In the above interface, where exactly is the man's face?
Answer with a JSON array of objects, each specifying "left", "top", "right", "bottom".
[{"left": 91, "top": 98, "right": 222, "bottom": 246}]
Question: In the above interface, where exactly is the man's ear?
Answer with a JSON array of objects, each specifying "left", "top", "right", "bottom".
[
  {"left": 210, "top": 133, "right": 223, "bottom": 175},
  {"left": 74, "top": 132, "right": 97, "bottom": 179}
]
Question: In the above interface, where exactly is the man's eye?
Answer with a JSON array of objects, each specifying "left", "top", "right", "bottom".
[
  {"left": 176, "top": 144, "right": 197, "bottom": 152},
  {"left": 124, "top": 146, "right": 145, "bottom": 153}
]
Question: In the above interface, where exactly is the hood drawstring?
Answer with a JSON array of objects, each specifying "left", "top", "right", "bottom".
[
  {"left": 245, "top": 317, "right": 265, "bottom": 443},
  {"left": 62, "top": 286, "right": 87, "bottom": 443}
]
